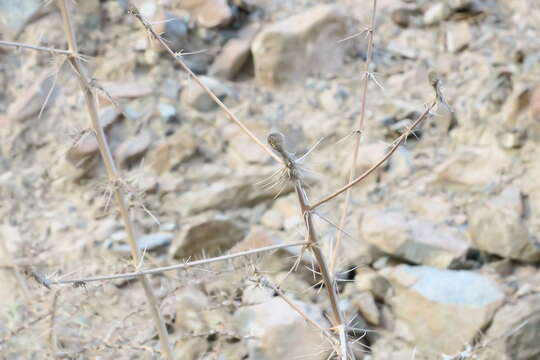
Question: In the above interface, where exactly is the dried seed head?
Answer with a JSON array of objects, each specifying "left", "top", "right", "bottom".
[
  {"left": 267, "top": 132, "right": 286, "bottom": 153},
  {"left": 428, "top": 70, "right": 439, "bottom": 87}
]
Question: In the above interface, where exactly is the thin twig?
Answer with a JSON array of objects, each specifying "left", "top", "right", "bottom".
[
  {"left": 267, "top": 133, "right": 351, "bottom": 359},
  {"left": 46, "top": 241, "right": 308, "bottom": 285},
  {"left": 330, "top": 0, "right": 378, "bottom": 275},
  {"left": 0, "top": 40, "right": 91, "bottom": 61},
  {"left": 309, "top": 102, "right": 435, "bottom": 211},
  {"left": 128, "top": 5, "right": 283, "bottom": 165},
  {"left": 55, "top": 1, "right": 174, "bottom": 358}
]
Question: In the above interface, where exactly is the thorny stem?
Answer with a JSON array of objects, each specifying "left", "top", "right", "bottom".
[
  {"left": 309, "top": 102, "right": 435, "bottom": 211},
  {"left": 330, "top": 0, "right": 378, "bottom": 275},
  {"left": 55, "top": 1, "right": 174, "bottom": 359},
  {"left": 267, "top": 133, "right": 350, "bottom": 359},
  {"left": 129, "top": 5, "right": 283, "bottom": 165},
  {"left": 45, "top": 241, "right": 308, "bottom": 285},
  {"left": 0, "top": 40, "right": 78, "bottom": 56}
]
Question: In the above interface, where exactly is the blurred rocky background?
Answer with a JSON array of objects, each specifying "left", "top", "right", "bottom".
[{"left": 1, "top": 0, "right": 540, "bottom": 359}]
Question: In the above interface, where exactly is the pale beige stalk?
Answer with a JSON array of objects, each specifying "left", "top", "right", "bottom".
[{"left": 55, "top": 1, "right": 174, "bottom": 358}]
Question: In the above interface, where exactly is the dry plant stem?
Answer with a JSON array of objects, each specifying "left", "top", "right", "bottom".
[
  {"left": 47, "top": 241, "right": 308, "bottom": 285},
  {"left": 0, "top": 40, "right": 74, "bottom": 56},
  {"left": 268, "top": 133, "right": 350, "bottom": 359},
  {"left": 330, "top": 0, "right": 378, "bottom": 275},
  {"left": 260, "top": 277, "right": 337, "bottom": 346},
  {"left": 309, "top": 102, "right": 435, "bottom": 211},
  {"left": 129, "top": 6, "right": 282, "bottom": 164},
  {"left": 55, "top": 1, "right": 174, "bottom": 359}
]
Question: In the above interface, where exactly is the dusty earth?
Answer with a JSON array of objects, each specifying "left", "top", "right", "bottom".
[{"left": 1, "top": 0, "right": 540, "bottom": 359}]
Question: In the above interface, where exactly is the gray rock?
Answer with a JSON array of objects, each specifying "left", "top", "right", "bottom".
[
  {"left": 383, "top": 265, "right": 504, "bottom": 354},
  {"left": 0, "top": 0, "right": 41, "bottom": 40},
  {"left": 180, "top": 76, "right": 229, "bottom": 111},
  {"left": 361, "top": 209, "right": 470, "bottom": 268},
  {"left": 109, "top": 232, "right": 173, "bottom": 254},
  {"left": 115, "top": 131, "right": 152, "bottom": 166}
]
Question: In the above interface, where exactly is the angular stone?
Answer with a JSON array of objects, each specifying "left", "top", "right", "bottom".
[
  {"left": 361, "top": 209, "right": 470, "bottom": 268},
  {"left": 180, "top": 0, "right": 232, "bottom": 28},
  {"left": 177, "top": 171, "right": 294, "bottom": 215},
  {"left": 171, "top": 215, "right": 245, "bottom": 259},
  {"left": 251, "top": 5, "right": 347, "bottom": 86},
  {"left": 0, "top": 0, "right": 41, "bottom": 40},
  {"left": 110, "top": 232, "right": 173, "bottom": 255},
  {"left": 5, "top": 71, "right": 60, "bottom": 123},
  {"left": 477, "top": 293, "right": 540, "bottom": 360},
  {"left": 469, "top": 187, "right": 540, "bottom": 262},
  {"left": 352, "top": 291, "right": 380, "bottom": 325},
  {"left": 234, "top": 297, "right": 330, "bottom": 360},
  {"left": 115, "top": 131, "right": 152, "bottom": 166},
  {"left": 209, "top": 25, "right": 259, "bottom": 80},
  {"left": 383, "top": 265, "right": 504, "bottom": 354},
  {"left": 423, "top": 2, "right": 452, "bottom": 26},
  {"left": 446, "top": 21, "right": 472, "bottom": 53},
  {"left": 434, "top": 147, "right": 511, "bottom": 186},
  {"left": 148, "top": 128, "right": 197, "bottom": 175},
  {"left": 180, "top": 76, "right": 229, "bottom": 112}
]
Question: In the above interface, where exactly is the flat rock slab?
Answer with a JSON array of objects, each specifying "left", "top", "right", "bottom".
[
  {"left": 383, "top": 265, "right": 504, "bottom": 355},
  {"left": 361, "top": 208, "right": 470, "bottom": 268}
]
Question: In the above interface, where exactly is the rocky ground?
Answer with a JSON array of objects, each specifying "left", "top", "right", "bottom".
[{"left": 1, "top": 0, "right": 540, "bottom": 359}]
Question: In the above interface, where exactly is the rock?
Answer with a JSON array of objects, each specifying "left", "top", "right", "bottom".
[
  {"left": 477, "top": 293, "right": 540, "bottom": 360},
  {"left": 361, "top": 209, "right": 470, "bottom": 268},
  {"left": 66, "top": 106, "right": 121, "bottom": 167},
  {"left": 383, "top": 265, "right": 504, "bottom": 355},
  {"left": 177, "top": 171, "right": 294, "bottom": 215},
  {"left": 434, "top": 147, "right": 511, "bottom": 186},
  {"left": 469, "top": 187, "right": 540, "bottom": 262},
  {"left": 171, "top": 214, "right": 245, "bottom": 259},
  {"left": 115, "top": 131, "right": 152, "bottom": 166},
  {"left": 251, "top": 5, "right": 347, "bottom": 86},
  {"left": 319, "top": 85, "right": 349, "bottom": 112},
  {"left": 351, "top": 291, "right": 380, "bottom": 325},
  {"left": 446, "top": 22, "right": 472, "bottom": 53},
  {"left": 234, "top": 297, "right": 330, "bottom": 360},
  {"left": 0, "top": 0, "right": 42, "bottom": 40},
  {"left": 148, "top": 128, "right": 197, "bottom": 175},
  {"left": 98, "top": 81, "right": 154, "bottom": 104},
  {"left": 391, "top": 8, "right": 423, "bottom": 28},
  {"left": 223, "top": 120, "right": 270, "bottom": 166},
  {"left": 354, "top": 267, "right": 392, "bottom": 301},
  {"left": 209, "top": 25, "right": 259, "bottom": 80},
  {"left": 157, "top": 102, "right": 177, "bottom": 119},
  {"left": 4, "top": 71, "right": 60, "bottom": 123},
  {"left": 260, "top": 209, "right": 283, "bottom": 230},
  {"left": 179, "top": 0, "right": 232, "bottom": 28},
  {"left": 180, "top": 76, "right": 229, "bottom": 112},
  {"left": 342, "top": 142, "right": 413, "bottom": 185},
  {"left": 423, "top": 2, "right": 452, "bottom": 26},
  {"left": 109, "top": 232, "right": 173, "bottom": 255},
  {"left": 498, "top": 128, "right": 527, "bottom": 149}
]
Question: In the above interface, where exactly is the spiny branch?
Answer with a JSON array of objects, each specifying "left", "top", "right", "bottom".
[
  {"left": 309, "top": 101, "right": 435, "bottom": 211},
  {"left": 128, "top": 5, "right": 283, "bottom": 164},
  {"left": 42, "top": 242, "right": 308, "bottom": 286}
]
